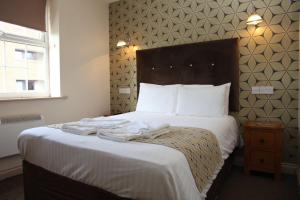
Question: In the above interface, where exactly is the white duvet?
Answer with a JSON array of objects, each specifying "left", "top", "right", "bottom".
[{"left": 18, "top": 112, "right": 239, "bottom": 200}]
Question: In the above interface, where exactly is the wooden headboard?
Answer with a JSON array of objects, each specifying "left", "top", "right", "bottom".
[{"left": 136, "top": 38, "right": 240, "bottom": 112}]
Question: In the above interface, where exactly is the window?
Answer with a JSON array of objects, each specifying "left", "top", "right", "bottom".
[
  {"left": 0, "top": 21, "right": 49, "bottom": 98},
  {"left": 16, "top": 80, "right": 26, "bottom": 91},
  {"left": 14, "top": 49, "right": 25, "bottom": 60},
  {"left": 27, "top": 51, "right": 44, "bottom": 60},
  {"left": 16, "top": 79, "right": 45, "bottom": 91}
]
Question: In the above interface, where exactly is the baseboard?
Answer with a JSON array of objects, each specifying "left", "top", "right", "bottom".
[{"left": 0, "top": 165, "right": 23, "bottom": 181}]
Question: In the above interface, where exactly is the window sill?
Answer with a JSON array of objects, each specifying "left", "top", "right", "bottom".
[{"left": 0, "top": 96, "right": 67, "bottom": 102}]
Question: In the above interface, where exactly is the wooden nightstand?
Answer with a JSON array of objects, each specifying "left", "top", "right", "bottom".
[{"left": 244, "top": 121, "right": 284, "bottom": 180}]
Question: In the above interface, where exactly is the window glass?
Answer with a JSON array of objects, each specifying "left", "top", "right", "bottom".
[
  {"left": 16, "top": 80, "right": 26, "bottom": 91},
  {"left": 15, "top": 49, "right": 25, "bottom": 60},
  {"left": 0, "top": 21, "right": 49, "bottom": 98},
  {"left": 0, "top": 21, "right": 44, "bottom": 41}
]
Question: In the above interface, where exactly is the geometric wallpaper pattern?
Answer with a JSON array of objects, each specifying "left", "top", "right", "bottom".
[{"left": 109, "top": 0, "right": 299, "bottom": 163}]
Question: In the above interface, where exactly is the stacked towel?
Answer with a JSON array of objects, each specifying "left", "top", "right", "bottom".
[
  {"left": 61, "top": 124, "right": 96, "bottom": 136},
  {"left": 61, "top": 118, "right": 130, "bottom": 135},
  {"left": 60, "top": 117, "right": 170, "bottom": 141},
  {"left": 80, "top": 118, "right": 129, "bottom": 128},
  {"left": 97, "top": 121, "right": 170, "bottom": 142}
]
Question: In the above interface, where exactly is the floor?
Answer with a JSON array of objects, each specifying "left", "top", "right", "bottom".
[
  {"left": 0, "top": 167, "right": 298, "bottom": 200},
  {"left": 218, "top": 167, "right": 299, "bottom": 200},
  {"left": 0, "top": 175, "right": 23, "bottom": 200}
]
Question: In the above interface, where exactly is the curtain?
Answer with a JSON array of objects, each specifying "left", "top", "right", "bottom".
[{"left": 0, "top": 0, "right": 47, "bottom": 31}]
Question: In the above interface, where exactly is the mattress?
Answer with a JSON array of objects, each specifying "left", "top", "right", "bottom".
[{"left": 18, "top": 112, "right": 239, "bottom": 200}]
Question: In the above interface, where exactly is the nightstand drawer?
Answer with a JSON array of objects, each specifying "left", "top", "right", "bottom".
[
  {"left": 250, "top": 130, "right": 275, "bottom": 151},
  {"left": 250, "top": 151, "right": 275, "bottom": 171}
]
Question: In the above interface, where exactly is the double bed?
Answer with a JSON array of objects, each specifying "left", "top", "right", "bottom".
[{"left": 18, "top": 38, "right": 239, "bottom": 200}]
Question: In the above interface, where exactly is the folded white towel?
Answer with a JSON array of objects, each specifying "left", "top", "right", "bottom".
[
  {"left": 97, "top": 128, "right": 170, "bottom": 142},
  {"left": 60, "top": 117, "right": 170, "bottom": 139},
  {"left": 97, "top": 121, "right": 170, "bottom": 142},
  {"left": 62, "top": 124, "right": 96, "bottom": 135},
  {"left": 80, "top": 118, "right": 130, "bottom": 128},
  {"left": 61, "top": 117, "right": 130, "bottom": 135}
]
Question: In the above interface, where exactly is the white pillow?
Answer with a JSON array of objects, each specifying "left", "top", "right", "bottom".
[
  {"left": 223, "top": 83, "right": 231, "bottom": 115},
  {"left": 136, "top": 83, "right": 178, "bottom": 114},
  {"left": 176, "top": 84, "right": 229, "bottom": 117},
  {"left": 181, "top": 83, "right": 231, "bottom": 115}
]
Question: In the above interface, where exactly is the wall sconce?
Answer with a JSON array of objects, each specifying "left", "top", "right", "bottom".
[
  {"left": 247, "top": 0, "right": 263, "bottom": 26},
  {"left": 116, "top": 36, "right": 137, "bottom": 49},
  {"left": 117, "top": 35, "right": 132, "bottom": 48},
  {"left": 247, "top": 14, "right": 263, "bottom": 25},
  {"left": 117, "top": 40, "right": 127, "bottom": 48}
]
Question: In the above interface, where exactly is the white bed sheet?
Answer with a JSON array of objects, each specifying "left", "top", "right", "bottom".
[{"left": 18, "top": 112, "right": 239, "bottom": 200}]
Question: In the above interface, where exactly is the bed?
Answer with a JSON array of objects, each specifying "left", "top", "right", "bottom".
[{"left": 19, "top": 38, "right": 239, "bottom": 200}]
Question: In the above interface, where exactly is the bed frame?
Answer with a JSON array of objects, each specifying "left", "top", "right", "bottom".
[
  {"left": 23, "top": 151, "right": 235, "bottom": 200},
  {"left": 23, "top": 38, "right": 239, "bottom": 200}
]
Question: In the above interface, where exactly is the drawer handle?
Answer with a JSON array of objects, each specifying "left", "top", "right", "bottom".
[
  {"left": 259, "top": 139, "right": 265, "bottom": 144},
  {"left": 259, "top": 159, "right": 264, "bottom": 163}
]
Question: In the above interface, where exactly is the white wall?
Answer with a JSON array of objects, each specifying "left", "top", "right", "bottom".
[{"left": 0, "top": 0, "right": 110, "bottom": 124}]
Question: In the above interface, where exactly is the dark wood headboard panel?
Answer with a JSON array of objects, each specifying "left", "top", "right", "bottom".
[{"left": 136, "top": 38, "right": 240, "bottom": 112}]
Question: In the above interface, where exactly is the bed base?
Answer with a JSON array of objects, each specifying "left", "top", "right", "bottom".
[{"left": 23, "top": 150, "right": 235, "bottom": 200}]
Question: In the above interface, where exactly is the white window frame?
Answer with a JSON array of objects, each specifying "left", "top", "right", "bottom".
[{"left": 0, "top": 26, "right": 50, "bottom": 99}]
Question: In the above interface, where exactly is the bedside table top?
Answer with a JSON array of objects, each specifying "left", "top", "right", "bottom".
[{"left": 245, "top": 121, "right": 284, "bottom": 129}]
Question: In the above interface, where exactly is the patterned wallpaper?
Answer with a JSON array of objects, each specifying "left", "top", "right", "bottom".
[{"left": 109, "top": 0, "right": 299, "bottom": 163}]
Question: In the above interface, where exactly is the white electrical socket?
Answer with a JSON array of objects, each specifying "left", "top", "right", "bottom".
[
  {"left": 251, "top": 86, "right": 260, "bottom": 94},
  {"left": 251, "top": 86, "right": 274, "bottom": 94},
  {"left": 119, "top": 87, "right": 131, "bottom": 94},
  {"left": 260, "top": 86, "right": 273, "bottom": 94}
]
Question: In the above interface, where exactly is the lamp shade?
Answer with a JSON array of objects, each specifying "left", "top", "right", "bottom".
[
  {"left": 247, "top": 14, "right": 263, "bottom": 25},
  {"left": 117, "top": 40, "right": 127, "bottom": 47}
]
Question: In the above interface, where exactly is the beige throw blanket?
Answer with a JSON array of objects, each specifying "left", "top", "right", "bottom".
[{"left": 133, "top": 127, "right": 223, "bottom": 193}]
